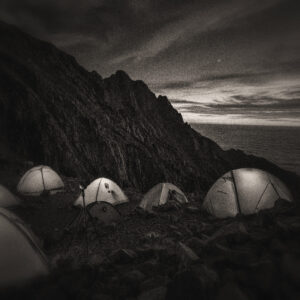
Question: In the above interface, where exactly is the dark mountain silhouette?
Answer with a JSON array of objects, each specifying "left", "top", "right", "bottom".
[{"left": 0, "top": 20, "right": 298, "bottom": 194}]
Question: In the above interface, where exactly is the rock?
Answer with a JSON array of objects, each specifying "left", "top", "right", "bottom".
[
  {"left": 137, "top": 259, "right": 160, "bottom": 276},
  {"left": 169, "top": 225, "right": 179, "bottom": 231},
  {"left": 154, "top": 245, "right": 177, "bottom": 265},
  {"left": 168, "top": 215, "right": 180, "bottom": 223},
  {"left": 273, "top": 198, "right": 294, "bottom": 212},
  {"left": 122, "top": 269, "right": 146, "bottom": 286},
  {"left": 185, "top": 205, "right": 200, "bottom": 214},
  {"left": 135, "top": 246, "right": 155, "bottom": 260},
  {"left": 166, "top": 265, "right": 218, "bottom": 300},
  {"left": 192, "top": 264, "right": 219, "bottom": 289},
  {"left": 186, "top": 237, "right": 206, "bottom": 255},
  {"left": 87, "top": 253, "right": 105, "bottom": 266},
  {"left": 277, "top": 217, "right": 300, "bottom": 234},
  {"left": 228, "top": 249, "right": 258, "bottom": 267},
  {"left": 269, "top": 238, "right": 287, "bottom": 254},
  {"left": 140, "top": 276, "right": 167, "bottom": 291},
  {"left": 166, "top": 270, "right": 204, "bottom": 300},
  {"left": 281, "top": 254, "right": 300, "bottom": 286},
  {"left": 145, "top": 232, "right": 161, "bottom": 240},
  {"left": 154, "top": 200, "right": 181, "bottom": 212},
  {"left": 161, "top": 237, "right": 176, "bottom": 248},
  {"left": 177, "top": 242, "right": 199, "bottom": 268},
  {"left": 51, "top": 254, "right": 73, "bottom": 269},
  {"left": 91, "top": 294, "right": 113, "bottom": 300},
  {"left": 250, "top": 260, "right": 278, "bottom": 292},
  {"left": 138, "top": 286, "right": 167, "bottom": 300},
  {"left": 216, "top": 283, "right": 249, "bottom": 300},
  {"left": 110, "top": 249, "right": 137, "bottom": 264},
  {"left": 31, "top": 284, "right": 67, "bottom": 300},
  {"left": 280, "top": 280, "right": 300, "bottom": 300},
  {"left": 221, "top": 268, "right": 236, "bottom": 282},
  {"left": 207, "top": 222, "right": 248, "bottom": 244}
]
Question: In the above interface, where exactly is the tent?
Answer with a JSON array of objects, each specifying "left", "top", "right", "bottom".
[
  {"left": 17, "top": 165, "right": 64, "bottom": 196},
  {"left": 0, "top": 208, "right": 48, "bottom": 287},
  {"left": 74, "top": 178, "right": 128, "bottom": 207},
  {"left": 0, "top": 185, "right": 20, "bottom": 207},
  {"left": 203, "top": 168, "right": 293, "bottom": 218},
  {"left": 139, "top": 183, "right": 188, "bottom": 212},
  {"left": 88, "top": 201, "right": 121, "bottom": 225}
]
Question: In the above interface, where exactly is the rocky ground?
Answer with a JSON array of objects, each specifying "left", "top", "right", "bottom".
[{"left": 0, "top": 164, "right": 300, "bottom": 300}]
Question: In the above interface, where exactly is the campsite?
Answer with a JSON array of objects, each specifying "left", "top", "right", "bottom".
[
  {"left": 0, "top": 160, "right": 299, "bottom": 299},
  {"left": 0, "top": 7, "right": 300, "bottom": 300}
]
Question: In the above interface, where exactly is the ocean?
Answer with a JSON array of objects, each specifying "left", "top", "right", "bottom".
[{"left": 191, "top": 123, "right": 300, "bottom": 175}]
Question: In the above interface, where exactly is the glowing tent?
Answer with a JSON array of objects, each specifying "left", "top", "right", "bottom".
[
  {"left": 139, "top": 183, "right": 188, "bottom": 212},
  {"left": 203, "top": 168, "right": 293, "bottom": 218},
  {"left": 0, "top": 185, "right": 20, "bottom": 207},
  {"left": 74, "top": 178, "right": 128, "bottom": 207},
  {"left": 17, "top": 165, "right": 64, "bottom": 196},
  {"left": 0, "top": 208, "right": 48, "bottom": 287}
]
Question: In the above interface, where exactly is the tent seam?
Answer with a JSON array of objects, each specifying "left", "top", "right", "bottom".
[
  {"left": 231, "top": 170, "right": 241, "bottom": 214},
  {"left": 95, "top": 178, "right": 103, "bottom": 202}
]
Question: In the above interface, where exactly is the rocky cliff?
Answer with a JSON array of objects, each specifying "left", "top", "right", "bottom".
[{"left": 0, "top": 20, "right": 298, "bottom": 194}]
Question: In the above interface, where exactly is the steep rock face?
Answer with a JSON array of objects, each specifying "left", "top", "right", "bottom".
[{"left": 0, "top": 21, "right": 298, "bottom": 194}]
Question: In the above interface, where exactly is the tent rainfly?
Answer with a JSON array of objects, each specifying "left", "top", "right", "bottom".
[
  {"left": 88, "top": 201, "right": 121, "bottom": 224},
  {"left": 17, "top": 165, "right": 64, "bottom": 196},
  {"left": 203, "top": 168, "right": 293, "bottom": 218},
  {"left": 0, "top": 208, "right": 49, "bottom": 287},
  {"left": 139, "top": 183, "right": 188, "bottom": 212},
  {"left": 0, "top": 185, "right": 20, "bottom": 207},
  {"left": 74, "top": 178, "right": 128, "bottom": 207}
]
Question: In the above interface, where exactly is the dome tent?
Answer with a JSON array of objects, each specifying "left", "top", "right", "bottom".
[
  {"left": 139, "top": 183, "right": 188, "bottom": 212},
  {"left": 74, "top": 178, "right": 128, "bottom": 207},
  {"left": 0, "top": 208, "right": 48, "bottom": 287},
  {"left": 0, "top": 185, "right": 20, "bottom": 207},
  {"left": 17, "top": 165, "right": 64, "bottom": 196},
  {"left": 203, "top": 168, "right": 293, "bottom": 218}
]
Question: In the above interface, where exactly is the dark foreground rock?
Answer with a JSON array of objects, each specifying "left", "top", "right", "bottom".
[{"left": 0, "top": 178, "right": 298, "bottom": 300}]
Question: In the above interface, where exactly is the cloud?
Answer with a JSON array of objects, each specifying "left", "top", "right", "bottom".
[
  {"left": 168, "top": 73, "right": 300, "bottom": 126},
  {"left": 0, "top": 0, "right": 299, "bottom": 126},
  {"left": 110, "top": 0, "right": 284, "bottom": 64}
]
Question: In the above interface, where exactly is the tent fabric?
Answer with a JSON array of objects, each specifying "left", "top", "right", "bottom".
[
  {"left": 0, "top": 208, "right": 48, "bottom": 287},
  {"left": 17, "top": 165, "right": 64, "bottom": 196},
  {"left": 88, "top": 201, "right": 121, "bottom": 225},
  {"left": 0, "top": 185, "right": 20, "bottom": 207},
  {"left": 74, "top": 178, "right": 128, "bottom": 207},
  {"left": 139, "top": 183, "right": 188, "bottom": 212},
  {"left": 203, "top": 168, "right": 293, "bottom": 218}
]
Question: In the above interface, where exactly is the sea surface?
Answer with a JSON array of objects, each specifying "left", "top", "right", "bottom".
[{"left": 191, "top": 123, "right": 300, "bottom": 175}]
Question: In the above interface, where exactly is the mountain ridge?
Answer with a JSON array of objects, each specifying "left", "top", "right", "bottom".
[{"left": 0, "top": 20, "right": 298, "bottom": 195}]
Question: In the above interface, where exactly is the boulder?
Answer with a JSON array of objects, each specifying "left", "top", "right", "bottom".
[
  {"left": 109, "top": 249, "right": 137, "bottom": 264},
  {"left": 177, "top": 242, "right": 199, "bottom": 268},
  {"left": 281, "top": 254, "right": 300, "bottom": 286},
  {"left": 216, "top": 283, "right": 249, "bottom": 300},
  {"left": 138, "top": 286, "right": 167, "bottom": 300}
]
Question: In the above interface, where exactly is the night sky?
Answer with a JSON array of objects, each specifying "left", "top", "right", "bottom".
[{"left": 1, "top": 0, "right": 299, "bottom": 126}]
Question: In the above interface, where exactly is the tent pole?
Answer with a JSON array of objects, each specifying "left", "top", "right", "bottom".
[
  {"left": 95, "top": 178, "right": 103, "bottom": 202},
  {"left": 231, "top": 170, "right": 241, "bottom": 214},
  {"left": 41, "top": 167, "right": 46, "bottom": 192},
  {"left": 255, "top": 183, "right": 270, "bottom": 211},
  {"left": 82, "top": 188, "right": 89, "bottom": 257},
  {"left": 266, "top": 174, "right": 281, "bottom": 199}
]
